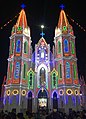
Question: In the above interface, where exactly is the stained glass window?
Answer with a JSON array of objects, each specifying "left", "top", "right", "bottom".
[
  {"left": 9, "top": 63, "right": 12, "bottom": 79},
  {"left": 58, "top": 41, "right": 61, "bottom": 54},
  {"left": 14, "top": 62, "right": 20, "bottom": 79},
  {"left": 12, "top": 40, "right": 14, "bottom": 54},
  {"left": 24, "top": 41, "right": 28, "bottom": 53},
  {"left": 52, "top": 73, "right": 56, "bottom": 88},
  {"left": 71, "top": 41, "right": 75, "bottom": 54},
  {"left": 58, "top": 64, "right": 62, "bottom": 79},
  {"left": 73, "top": 64, "right": 77, "bottom": 79},
  {"left": 23, "top": 63, "right": 26, "bottom": 79},
  {"left": 16, "top": 40, "right": 21, "bottom": 53},
  {"left": 28, "top": 71, "right": 34, "bottom": 89},
  {"left": 64, "top": 39, "right": 69, "bottom": 53},
  {"left": 66, "top": 62, "right": 70, "bottom": 78}
]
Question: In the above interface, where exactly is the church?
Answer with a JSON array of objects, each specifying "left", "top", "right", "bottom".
[{"left": 3, "top": 7, "right": 81, "bottom": 114}]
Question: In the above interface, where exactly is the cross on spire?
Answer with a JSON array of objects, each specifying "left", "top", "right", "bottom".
[
  {"left": 40, "top": 32, "right": 45, "bottom": 37},
  {"left": 60, "top": 4, "right": 65, "bottom": 10},
  {"left": 21, "top": 3, "right": 26, "bottom": 9}
]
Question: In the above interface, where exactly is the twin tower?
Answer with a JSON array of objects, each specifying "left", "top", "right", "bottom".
[{"left": 3, "top": 7, "right": 81, "bottom": 113}]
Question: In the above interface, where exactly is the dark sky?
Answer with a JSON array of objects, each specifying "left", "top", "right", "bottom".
[{"left": 0, "top": 0, "right": 86, "bottom": 94}]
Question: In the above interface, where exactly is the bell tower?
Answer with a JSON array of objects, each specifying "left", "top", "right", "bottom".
[
  {"left": 4, "top": 8, "right": 32, "bottom": 112},
  {"left": 54, "top": 7, "right": 81, "bottom": 112}
]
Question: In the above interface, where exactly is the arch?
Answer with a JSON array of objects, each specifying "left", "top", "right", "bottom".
[
  {"left": 64, "top": 39, "right": 69, "bottom": 53},
  {"left": 52, "top": 90, "right": 59, "bottom": 98},
  {"left": 26, "top": 91, "right": 34, "bottom": 98},
  {"left": 36, "top": 88, "right": 49, "bottom": 98},
  {"left": 37, "top": 64, "right": 48, "bottom": 88}
]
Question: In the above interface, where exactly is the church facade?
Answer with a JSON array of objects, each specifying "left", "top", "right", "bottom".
[{"left": 3, "top": 8, "right": 81, "bottom": 113}]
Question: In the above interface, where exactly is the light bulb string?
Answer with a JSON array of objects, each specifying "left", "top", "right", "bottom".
[
  {"left": 67, "top": 14, "right": 86, "bottom": 32},
  {"left": 0, "top": 13, "right": 19, "bottom": 30}
]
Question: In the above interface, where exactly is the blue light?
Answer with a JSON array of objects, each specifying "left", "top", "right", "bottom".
[
  {"left": 60, "top": 4, "right": 65, "bottom": 10},
  {"left": 40, "top": 32, "right": 45, "bottom": 37},
  {"left": 21, "top": 4, "right": 26, "bottom": 9}
]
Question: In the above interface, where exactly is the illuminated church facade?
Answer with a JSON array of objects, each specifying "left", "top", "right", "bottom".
[{"left": 3, "top": 8, "right": 81, "bottom": 113}]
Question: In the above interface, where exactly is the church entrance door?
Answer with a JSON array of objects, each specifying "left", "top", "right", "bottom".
[{"left": 37, "top": 89, "right": 48, "bottom": 114}]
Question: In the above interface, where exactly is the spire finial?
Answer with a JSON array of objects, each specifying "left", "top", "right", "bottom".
[
  {"left": 40, "top": 25, "right": 45, "bottom": 37},
  {"left": 60, "top": 4, "right": 65, "bottom": 10},
  {"left": 21, "top": 3, "right": 26, "bottom": 9}
]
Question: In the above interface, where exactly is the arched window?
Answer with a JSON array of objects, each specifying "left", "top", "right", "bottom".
[
  {"left": 58, "top": 64, "right": 62, "bottom": 78},
  {"left": 52, "top": 72, "right": 57, "bottom": 88},
  {"left": 14, "top": 62, "right": 20, "bottom": 79},
  {"left": 29, "top": 73, "right": 32, "bottom": 86},
  {"left": 58, "top": 41, "right": 61, "bottom": 54},
  {"left": 64, "top": 39, "right": 69, "bottom": 53},
  {"left": 16, "top": 40, "right": 21, "bottom": 53},
  {"left": 23, "top": 63, "right": 26, "bottom": 79},
  {"left": 12, "top": 40, "right": 14, "bottom": 54},
  {"left": 73, "top": 64, "right": 77, "bottom": 79},
  {"left": 24, "top": 41, "right": 28, "bottom": 53},
  {"left": 40, "top": 67, "right": 46, "bottom": 85},
  {"left": 71, "top": 41, "right": 75, "bottom": 54},
  {"left": 66, "top": 62, "right": 70, "bottom": 78},
  {"left": 28, "top": 71, "right": 34, "bottom": 89},
  {"left": 9, "top": 63, "right": 12, "bottom": 79}
]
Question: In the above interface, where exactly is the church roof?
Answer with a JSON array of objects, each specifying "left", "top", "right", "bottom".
[{"left": 16, "top": 9, "right": 28, "bottom": 28}]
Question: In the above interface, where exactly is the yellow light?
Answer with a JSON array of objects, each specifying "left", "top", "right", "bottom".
[
  {"left": 75, "top": 90, "right": 79, "bottom": 95},
  {"left": 21, "top": 90, "right": 26, "bottom": 96},
  {"left": 59, "top": 89, "right": 64, "bottom": 96},
  {"left": 12, "top": 89, "right": 19, "bottom": 95},
  {"left": 66, "top": 89, "right": 73, "bottom": 95},
  {"left": 6, "top": 90, "right": 11, "bottom": 96}
]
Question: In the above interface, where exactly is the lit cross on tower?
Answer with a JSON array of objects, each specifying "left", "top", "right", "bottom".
[
  {"left": 40, "top": 25, "right": 45, "bottom": 37},
  {"left": 40, "top": 32, "right": 45, "bottom": 37},
  {"left": 60, "top": 4, "right": 65, "bottom": 9},
  {"left": 21, "top": 3, "right": 26, "bottom": 9}
]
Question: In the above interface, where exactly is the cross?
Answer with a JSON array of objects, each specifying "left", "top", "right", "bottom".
[
  {"left": 21, "top": 3, "right": 26, "bottom": 9},
  {"left": 60, "top": 4, "right": 65, "bottom": 10},
  {"left": 40, "top": 32, "right": 45, "bottom": 37}
]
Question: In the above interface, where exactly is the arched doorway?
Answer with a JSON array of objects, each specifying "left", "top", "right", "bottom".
[
  {"left": 37, "top": 89, "right": 48, "bottom": 114},
  {"left": 53, "top": 92, "right": 58, "bottom": 110},
  {"left": 27, "top": 91, "right": 32, "bottom": 113}
]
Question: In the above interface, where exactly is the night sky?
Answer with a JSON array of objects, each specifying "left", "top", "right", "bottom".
[{"left": 0, "top": 0, "right": 86, "bottom": 95}]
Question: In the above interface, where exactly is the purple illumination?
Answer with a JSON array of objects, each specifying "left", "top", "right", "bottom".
[
  {"left": 60, "top": 4, "right": 65, "bottom": 10},
  {"left": 37, "top": 88, "right": 48, "bottom": 98},
  {"left": 51, "top": 90, "right": 59, "bottom": 98},
  {"left": 27, "top": 91, "right": 34, "bottom": 98}
]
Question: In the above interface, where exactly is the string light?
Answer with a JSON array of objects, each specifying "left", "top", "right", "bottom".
[
  {"left": 67, "top": 14, "right": 86, "bottom": 32},
  {"left": 0, "top": 13, "right": 19, "bottom": 30}
]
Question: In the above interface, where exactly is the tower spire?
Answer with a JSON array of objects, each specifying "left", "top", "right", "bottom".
[
  {"left": 58, "top": 5, "right": 69, "bottom": 28},
  {"left": 16, "top": 6, "right": 27, "bottom": 29}
]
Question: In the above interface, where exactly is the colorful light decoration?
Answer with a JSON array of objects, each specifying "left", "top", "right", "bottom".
[
  {"left": 21, "top": 90, "right": 26, "bottom": 96},
  {"left": 75, "top": 90, "right": 79, "bottom": 95},
  {"left": 66, "top": 89, "right": 73, "bottom": 95},
  {"left": 59, "top": 89, "right": 64, "bottom": 96},
  {"left": 6, "top": 90, "right": 11, "bottom": 96},
  {"left": 12, "top": 89, "right": 19, "bottom": 95}
]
